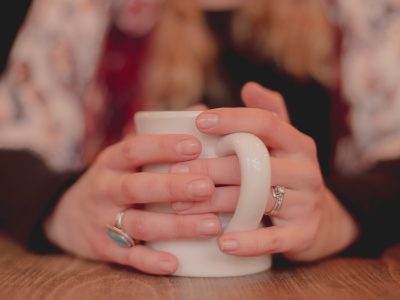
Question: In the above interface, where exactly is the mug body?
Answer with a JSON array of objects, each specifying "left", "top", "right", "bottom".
[{"left": 134, "top": 111, "right": 271, "bottom": 277}]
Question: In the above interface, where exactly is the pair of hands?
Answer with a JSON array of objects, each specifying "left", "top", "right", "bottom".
[{"left": 44, "top": 82, "right": 359, "bottom": 275}]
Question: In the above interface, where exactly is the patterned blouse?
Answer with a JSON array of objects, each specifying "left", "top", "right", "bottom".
[
  {"left": 335, "top": 0, "right": 400, "bottom": 174},
  {"left": 0, "top": 0, "right": 399, "bottom": 175}
]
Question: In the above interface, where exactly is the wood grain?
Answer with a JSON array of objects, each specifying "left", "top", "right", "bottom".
[{"left": 0, "top": 233, "right": 399, "bottom": 300}]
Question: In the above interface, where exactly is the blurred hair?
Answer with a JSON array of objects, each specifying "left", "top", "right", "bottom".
[{"left": 143, "top": 0, "right": 336, "bottom": 110}]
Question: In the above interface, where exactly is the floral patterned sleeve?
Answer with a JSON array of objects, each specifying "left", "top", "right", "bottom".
[
  {"left": 335, "top": 0, "right": 400, "bottom": 173},
  {"left": 0, "top": 0, "right": 111, "bottom": 171},
  {"left": 327, "top": 0, "right": 400, "bottom": 255}
]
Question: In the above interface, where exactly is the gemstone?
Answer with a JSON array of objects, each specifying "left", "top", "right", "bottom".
[{"left": 106, "top": 225, "right": 133, "bottom": 248}]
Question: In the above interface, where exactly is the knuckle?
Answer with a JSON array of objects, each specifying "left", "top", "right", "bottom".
[
  {"left": 266, "top": 234, "right": 282, "bottom": 252},
  {"left": 252, "top": 238, "right": 265, "bottom": 254},
  {"left": 95, "top": 172, "right": 112, "bottom": 198},
  {"left": 302, "top": 223, "right": 319, "bottom": 247},
  {"left": 197, "top": 160, "right": 211, "bottom": 176},
  {"left": 303, "top": 193, "right": 322, "bottom": 217},
  {"left": 93, "top": 182, "right": 107, "bottom": 204},
  {"left": 308, "top": 197, "right": 319, "bottom": 214},
  {"left": 252, "top": 235, "right": 280, "bottom": 254},
  {"left": 173, "top": 215, "right": 190, "bottom": 237},
  {"left": 272, "top": 91, "right": 285, "bottom": 105},
  {"left": 121, "top": 138, "right": 140, "bottom": 163},
  {"left": 301, "top": 134, "right": 318, "bottom": 156},
  {"left": 260, "top": 113, "right": 274, "bottom": 132},
  {"left": 303, "top": 167, "right": 323, "bottom": 190},
  {"left": 127, "top": 251, "right": 145, "bottom": 270},
  {"left": 158, "top": 136, "right": 174, "bottom": 155},
  {"left": 166, "top": 176, "right": 182, "bottom": 201},
  {"left": 186, "top": 160, "right": 211, "bottom": 177},
  {"left": 168, "top": 174, "right": 211, "bottom": 201},
  {"left": 131, "top": 213, "right": 150, "bottom": 240},
  {"left": 120, "top": 174, "right": 136, "bottom": 200},
  {"left": 126, "top": 251, "right": 138, "bottom": 267},
  {"left": 84, "top": 171, "right": 109, "bottom": 204}
]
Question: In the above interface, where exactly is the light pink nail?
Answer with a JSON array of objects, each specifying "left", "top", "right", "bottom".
[{"left": 196, "top": 114, "right": 218, "bottom": 129}]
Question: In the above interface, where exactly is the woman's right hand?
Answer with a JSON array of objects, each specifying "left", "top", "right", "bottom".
[{"left": 43, "top": 134, "right": 220, "bottom": 274}]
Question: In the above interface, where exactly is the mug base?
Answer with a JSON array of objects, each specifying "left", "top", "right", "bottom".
[{"left": 147, "top": 238, "right": 272, "bottom": 277}]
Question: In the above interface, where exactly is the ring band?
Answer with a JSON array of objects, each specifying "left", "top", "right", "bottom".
[
  {"left": 107, "top": 209, "right": 139, "bottom": 248},
  {"left": 115, "top": 210, "right": 125, "bottom": 229},
  {"left": 265, "top": 185, "right": 286, "bottom": 216}
]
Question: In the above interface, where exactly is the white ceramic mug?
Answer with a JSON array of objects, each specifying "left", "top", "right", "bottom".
[{"left": 134, "top": 111, "right": 272, "bottom": 277}]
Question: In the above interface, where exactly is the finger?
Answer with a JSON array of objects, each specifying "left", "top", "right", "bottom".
[
  {"left": 98, "top": 134, "right": 202, "bottom": 170},
  {"left": 170, "top": 155, "right": 241, "bottom": 185},
  {"left": 218, "top": 225, "right": 305, "bottom": 256},
  {"left": 172, "top": 185, "right": 303, "bottom": 219},
  {"left": 108, "top": 173, "right": 214, "bottom": 205},
  {"left": 172, "top": 186, "right": 240, "bottom": 214},
  {"left": 120, "top": 209, "right": 221, "bottom": 241},
  {"left": 170, "top": 156, "right": 319, "bottom": 190},
  {"left": 101, "top": 243, "right": 178, "bottom": 275},
  {"left": 241, "top": 82, "right": 290, "bottom": 122},
  {"left": 196, "top": 108, "right": 311, "bottom": 153}
]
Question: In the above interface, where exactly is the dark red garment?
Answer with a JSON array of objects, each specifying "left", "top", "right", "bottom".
[
  {"left": 93, "top": 25, "right": 150, "bottom": 149},
  {"left": 329, "top": 28, "right": 351, "bottom": 174}
]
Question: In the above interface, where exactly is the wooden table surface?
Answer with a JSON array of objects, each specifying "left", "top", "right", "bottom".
[{"left": 0, "top": 233, "right": 399, "bottom": 300}]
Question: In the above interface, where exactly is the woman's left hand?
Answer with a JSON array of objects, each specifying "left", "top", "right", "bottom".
[{"left": 170, "top": 82, "right": 359, "bottom": 262}]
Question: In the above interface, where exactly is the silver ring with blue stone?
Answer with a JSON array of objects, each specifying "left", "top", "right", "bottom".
[
  {"left": 106, "top": 224, "right": 135, "bottom": 248},
  {"left": 115, "top": 210, "right": 125, "bottom": 229}
]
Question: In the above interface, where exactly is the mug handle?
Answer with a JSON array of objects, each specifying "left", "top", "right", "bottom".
[{"left": 216, "top": 132, "right": 271, "bottom": 233}]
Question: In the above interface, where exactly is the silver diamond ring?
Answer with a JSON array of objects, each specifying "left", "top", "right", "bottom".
[{"left": 265, "top": 186, "right": 286, "bottom": 216}]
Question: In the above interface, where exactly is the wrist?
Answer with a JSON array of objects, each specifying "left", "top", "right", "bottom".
[{"left": 42, "top": 189, "right": 75, "bottom": 252}]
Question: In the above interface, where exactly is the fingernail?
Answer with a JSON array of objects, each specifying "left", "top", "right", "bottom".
[
  {"left": 172, "top": 201, "right": 194, "bottom": 211},
  {"left": 221, "top": 239, "right": 239, "bottom": 252},
  {"left": 198, "top": 218, "right": 219, "bottom": 236},
  {"left": 159, "top": 261, "right": 176, "bottom": 273},
  {"left": 247, "top": 82, "right": 263, "bottom": 98},
  {"left": 188, "top": 179, "right": 213, "bottom": 197},
  {"left": 170, "top": 164, "right": 189, "bottom": 174},
  {"left": 176, "top": 139, "right": 200, "bottom": 156},
  {"left": 197, "top": 114, "right": 218, "bottom": 129}
]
